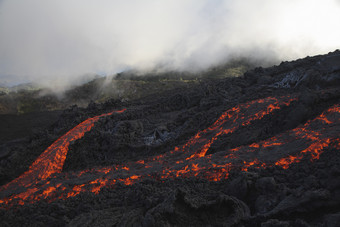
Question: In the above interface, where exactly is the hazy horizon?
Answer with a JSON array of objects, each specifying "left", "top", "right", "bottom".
[{"left": 1, "top": 0, "right": 340, "bottom": 91}]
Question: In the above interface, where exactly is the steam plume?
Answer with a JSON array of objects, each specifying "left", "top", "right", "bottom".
[{"left": 0, "top": 0, "right": 339, "bottom": 90}]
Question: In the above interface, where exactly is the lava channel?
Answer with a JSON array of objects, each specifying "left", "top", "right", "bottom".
[
  {"left": 1, "top": 96, "right": 339, "bottom": 208},
  {"left": 0, "top": 109, "right": 126, "bottom": 205}
]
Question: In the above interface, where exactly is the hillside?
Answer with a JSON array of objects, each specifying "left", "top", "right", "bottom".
[{"left": 0, "top": 50, "right": 339, "bottom": 226}]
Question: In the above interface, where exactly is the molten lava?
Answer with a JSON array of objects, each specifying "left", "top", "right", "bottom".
[
  {"left": 1, "top": 96, "right": 339, "bottom": 208},
  {"left": 0, "top": 109, "right": 126, "bottom": 204}
]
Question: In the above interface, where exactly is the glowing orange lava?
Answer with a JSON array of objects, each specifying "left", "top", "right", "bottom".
[
  {"left": 0, "top": 109, "right": 126, "bottom": 205},
  {"left": 1, "top": 98, "right": 339, "bottom": 208}
]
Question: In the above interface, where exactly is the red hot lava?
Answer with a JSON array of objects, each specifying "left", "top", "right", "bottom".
[
  {"left": 1, "top": 96, "right": 339, "bottom": 207},
  {"left": 0, "top": 109, "right": 126, "bottom": 204}
]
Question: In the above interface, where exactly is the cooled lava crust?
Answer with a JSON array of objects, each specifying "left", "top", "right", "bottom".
[{"left": 1, "top": 51, "right": 340, "bottom": 226}]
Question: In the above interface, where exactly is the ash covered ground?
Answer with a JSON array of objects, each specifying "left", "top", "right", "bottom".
[{"left": 0, "top": 51, "right": 340, "bottom": 226}]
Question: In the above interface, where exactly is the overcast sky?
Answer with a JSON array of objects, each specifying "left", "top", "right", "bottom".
[{"left": 1, "top": 0, "right": 340, "bottom": 89}]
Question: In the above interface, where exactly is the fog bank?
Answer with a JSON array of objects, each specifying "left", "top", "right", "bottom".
[{"left": 0, "top": 0, "right": 340, "bottom": 90}]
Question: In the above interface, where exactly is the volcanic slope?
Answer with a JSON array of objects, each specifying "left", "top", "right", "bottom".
[{"left": 1, "top": 50, "right": 340, "bottom": 226}]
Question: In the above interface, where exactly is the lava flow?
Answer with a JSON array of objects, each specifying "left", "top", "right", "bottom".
[
  {"left": 1, "top": 96, "right": 339, "bottom": 208},
  {"left": 0, "top": 109, "right": 126, "bottom": 204}
]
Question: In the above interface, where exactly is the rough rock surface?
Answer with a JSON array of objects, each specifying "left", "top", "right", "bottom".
[{"left": 0, "top": 50, "right": 340, "bottom": 226}]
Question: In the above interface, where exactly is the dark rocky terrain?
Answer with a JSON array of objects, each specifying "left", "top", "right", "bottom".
[
  {"left": 0, "top": 50, "right": 339, "bottom": 226},
  {"left": 0, "top": 58, "right": 251, "bottom": 115}
]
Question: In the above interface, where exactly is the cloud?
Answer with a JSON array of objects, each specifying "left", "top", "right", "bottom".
[{"left": 0, "top": 0, "right": 340, "bottom": 90}]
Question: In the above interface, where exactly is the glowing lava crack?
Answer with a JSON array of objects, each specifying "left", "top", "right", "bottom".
[{"left": 1, "top": 96, "right": 339, "bottom": 207}]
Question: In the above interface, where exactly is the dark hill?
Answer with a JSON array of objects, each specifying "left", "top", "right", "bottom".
[{"left": 0, "top": 50, "right": 340, "bottom": 226}]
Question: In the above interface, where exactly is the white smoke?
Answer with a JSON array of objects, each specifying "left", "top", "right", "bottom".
[{"left": 0, "top": 0, "right": 339, "bottom": 90}]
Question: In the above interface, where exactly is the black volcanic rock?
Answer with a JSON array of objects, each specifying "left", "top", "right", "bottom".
[
  {"left": 0, "top": 50, "right": 340, "bottom": 226},
  {"left": 142, "top": 190, "right": 250, "bottom": 227}
]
